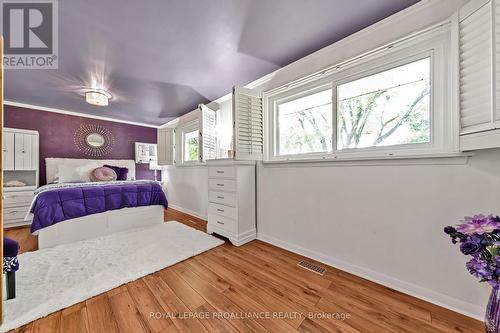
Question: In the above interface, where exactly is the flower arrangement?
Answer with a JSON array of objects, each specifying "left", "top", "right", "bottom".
[
  {"left": 445, "top": 214, "right": 500, "bottom": 332},
  {"left": 444, "top": 215, "right": 500, "bottom": 286}
]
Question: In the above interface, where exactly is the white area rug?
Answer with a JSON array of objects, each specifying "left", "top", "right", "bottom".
[{"left": 1, "top": 221, "right": 224, "bottom": 332}]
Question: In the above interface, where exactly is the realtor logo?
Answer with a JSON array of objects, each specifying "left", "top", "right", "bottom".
[{"left": 1, "top": 0, "right": 58, "bottom": 68}]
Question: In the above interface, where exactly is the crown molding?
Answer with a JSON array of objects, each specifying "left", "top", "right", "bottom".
[{"left": 4, "top": 100, "right": 159, "bottom": 128}]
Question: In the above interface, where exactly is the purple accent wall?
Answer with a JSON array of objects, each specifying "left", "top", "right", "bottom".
[{"left": 4, "top": 105, "right": 159, "bottom": 185}]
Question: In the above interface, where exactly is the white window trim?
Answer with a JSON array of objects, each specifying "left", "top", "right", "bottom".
[
  {"left": 176, "top": 120, "right": 201, "bottom": 166},
  {"left": 263, "top": 23, "right": 457, "bottom": 163}
]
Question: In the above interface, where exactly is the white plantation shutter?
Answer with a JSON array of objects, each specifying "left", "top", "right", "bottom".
[
  {"left": 459, "top": 0, "right": 494, "bottom": 133},
  {"left": 233, "top": 86, "right": 263, "bottom": 160},
  {"left": 200, "top": 104, "right": 217, "bottom": 161},
  {"left": 157, "top": 127, "right": 175, "bottom": 165},
  {"left": 495, "top": 0, "right": 500, "bottom": 122}
]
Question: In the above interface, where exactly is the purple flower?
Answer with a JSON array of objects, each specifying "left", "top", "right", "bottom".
[
  {"left": 466, "top": 257, "right": 494, "bottom": 279},
  {"left": 460, "top": 241, "right": 482, "bottom": 255},
  {"left": 456, "top": 215, "right": 500, "bottom": 235}
]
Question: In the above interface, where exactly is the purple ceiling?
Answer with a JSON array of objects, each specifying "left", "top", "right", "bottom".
[{"left": 5, "top": 0, "right": 419, "bottom": 125}]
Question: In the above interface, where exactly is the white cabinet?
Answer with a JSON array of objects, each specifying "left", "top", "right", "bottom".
[
  {"left": 3, "top": 131, "right": 14, "bottom": 170},
  {"left": 3, "top": 191, "right": 34, "bottom": 227},
  {"left": 14, "top": 132, "right": 38, "bottom": 170},
  {"left": 3, "top": 128, "right": 39, "bottom": 228},
  {"left": 458, "top": 0, "right": 500, "bottom": 150},
  {"left": 3, "top": 129, "right": 39, "bottom": 171},
  {"left": 206, "top": 160, "right": 256, "bottom": 246}
]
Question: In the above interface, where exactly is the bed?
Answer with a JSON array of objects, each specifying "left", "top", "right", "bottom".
[{"left": 28, "top": 158, "right": 168, "bottom": 248}]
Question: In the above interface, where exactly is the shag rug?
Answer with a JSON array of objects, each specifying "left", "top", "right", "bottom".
[{"left": 1, "top": 221, "right": 224, "bottom": 332}]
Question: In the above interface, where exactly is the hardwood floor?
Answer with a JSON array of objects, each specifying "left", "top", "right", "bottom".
[{"left": 5, "top": 208, "right": 483, "bottom": 332}]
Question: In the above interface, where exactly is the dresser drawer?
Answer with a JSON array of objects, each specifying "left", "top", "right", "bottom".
[
  {"left": 209, "top": 190, "right": 236, "bottom": 206},
  {"left": 208, "top": 202, "right": 237, "bottom": 220},
  {"left": 4, "top": 192, "right": 34, "bottom": 208},
  {"left": 208, "top": 179, "right": 236, "bottom": 192},
  {"left": 4, "top": 207, "right": 29, "bottom": 221},
  {"left": 208, "top": 213, "right": 237, "bottom": 233},
  {"left": 209, "top": 166, "right": 236, "bottom": 179}
]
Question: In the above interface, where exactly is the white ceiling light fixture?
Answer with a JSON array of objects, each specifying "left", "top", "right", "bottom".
[{"left": 85, "top": 89, "right": 112, "bottom": 106}]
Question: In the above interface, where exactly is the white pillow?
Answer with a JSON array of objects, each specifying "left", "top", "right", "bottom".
[
  {"left": 57, "top": 164, "right": 81, "bottom": 183},
  {"left": 76, "top": 162, "right": 99, "bottom": 182},
  {"left": 57, "top": 162, "right": 99, "bottom": 183}
]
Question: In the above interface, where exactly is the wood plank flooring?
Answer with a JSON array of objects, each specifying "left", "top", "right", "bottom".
[{"left": 5, "top": 208, "right": 483, "bottom": 332}]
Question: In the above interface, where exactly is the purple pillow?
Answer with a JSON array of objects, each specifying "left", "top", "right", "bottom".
[{"left": 104, "top": 165, "right": 128, "bottom": 181}]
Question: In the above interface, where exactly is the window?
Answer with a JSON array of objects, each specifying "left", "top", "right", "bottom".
[
  {"left": 277, "top": 88, "right": 332, "bottom": 156},
  {"left": 265, "top": 25, "right": 451, "bottom": 161},
  {"left": 336, "top": 58, "right": 431, "bottom": 150},
  {"left": 183, "top": 130, "right": 199, "bottom": 162},
  {"left": 176, "top": 120, "right": 201, "bottom": 165}
]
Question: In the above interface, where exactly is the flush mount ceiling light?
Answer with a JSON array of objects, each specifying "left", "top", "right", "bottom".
[{"left": 85, "top": 89, "right": 112, "bottom": 106}]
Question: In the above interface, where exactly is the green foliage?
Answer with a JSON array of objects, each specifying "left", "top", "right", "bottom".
[{"left": 187, "top": 137, "right": 199, "bottom": 161}]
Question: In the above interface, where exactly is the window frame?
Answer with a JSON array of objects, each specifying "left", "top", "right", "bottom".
[
  {"left": 274, "top": 83, "right": 334, "bottom": 158},
  {"left": 263, "top": 25, "right": 453, "bottom": 162},
  {"left": 176, "top": 120, "right": 201, "bottom": 166}
]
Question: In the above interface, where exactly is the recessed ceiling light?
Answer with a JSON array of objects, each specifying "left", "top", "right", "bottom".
[{"left": 85, "top": 89, "right": 112, "bottom": 106}]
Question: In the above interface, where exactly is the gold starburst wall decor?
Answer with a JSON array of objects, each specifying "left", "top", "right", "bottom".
[{"left": 74, "top": 124, "right": 114, "bottom": 157}]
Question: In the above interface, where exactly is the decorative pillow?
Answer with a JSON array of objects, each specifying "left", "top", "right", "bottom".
[
  {"left": 90, "top": 166, "right": 117, "bottom": 182},
  {"left": 103, "top": 164, "right": 128, "bottom": 181},
  {"left": 76, "top": 162, "right": 99, "bottom": 182},
  {"left": 57, "top": 164, "right": 83, "bottom": 183}
]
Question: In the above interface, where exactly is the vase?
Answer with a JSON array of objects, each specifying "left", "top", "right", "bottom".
[{"left": 486, "top": 286, "right": 500, "bottom": 333}]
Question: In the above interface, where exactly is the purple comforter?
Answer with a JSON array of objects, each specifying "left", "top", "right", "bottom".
[{"left": 30, "top": 182, "right": 168, "bottom": 233}]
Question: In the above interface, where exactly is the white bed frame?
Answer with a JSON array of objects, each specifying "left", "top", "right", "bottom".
[
  {"left": 38, "top": 205, "right": 164, "bottom": 248},
  {"left": 38, "top": 158, "right": 165, "bottom": 248}
]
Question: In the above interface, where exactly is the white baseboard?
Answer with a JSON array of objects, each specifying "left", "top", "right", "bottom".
[
  {"left": 167, "top": 204, "right": 207, "bottom": 221},
  {"left": 257, "top": 232, "right": 484, "bottom": 321}
]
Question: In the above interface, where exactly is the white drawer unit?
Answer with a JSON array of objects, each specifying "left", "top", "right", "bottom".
[
  {"left": 4, "top": 191, "right": 35, "bottom": 208},
  {"left": 208, "top": 178, "right": 237, "bottom": 192},
  {"left": 208, "top": 190, "right": 237, "bottom": 206},
  {"left": 208, "top": 202, "right": 237, "bottom": 220},
  {"left": 208, "top": 213, "right": 237, "bottom": 233},
  {"left": 208, "top": 166, "right": 236, "bottom": 179},
  {"left": 3, "top": 190, "right": 34, "bottom": 228},
  {"left": 207, "top": 159, "right": 256, "bottom": 246}
]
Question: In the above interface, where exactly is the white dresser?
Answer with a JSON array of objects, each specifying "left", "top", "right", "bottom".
[
  {"left": 3, "top": 128, "right": 39, "bottom": 228},
  {"left": 207, "top": 159, "right": 256, "bottom": 246},
  {"left": 3, "top": 191, "right": 35, "bottom": 227}
]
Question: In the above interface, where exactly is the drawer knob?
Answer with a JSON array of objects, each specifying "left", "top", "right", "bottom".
[
  {"left": 217, "top": 196, "right": 225, "bottom": 199},
  {"left": 217, "top": 221, "right": 224, "bottom": 225},
  {"left": 216, "top": 170, "right": 224, "bottom": 174},
  {"left": 217, "top": 208, "right": 225, "bottom": 212},
  {"left": 216, "top": 183, "right": 224, "bottom": 187}
]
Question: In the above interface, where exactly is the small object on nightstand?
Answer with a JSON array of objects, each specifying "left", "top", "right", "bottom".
[
  {"left": 4, "top": 180, "right": 27, "bottom": 187},
  {"left": 149, "top": 159, "right": 162, "bottom": 181}
]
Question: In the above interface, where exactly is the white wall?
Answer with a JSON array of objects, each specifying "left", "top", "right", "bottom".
[
  {"left": 257, "top": 151, "right": 500, "bottom": 318},
  {"left": 162, "top": 166, "right": 208, "bottom": 219},
  {"left": 163, "top": 0, "right": 494, "bottom": 319}
]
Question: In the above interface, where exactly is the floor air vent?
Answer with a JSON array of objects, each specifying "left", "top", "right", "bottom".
[{"left": 297, "top": 260, "right": 326, "bottom": 275}]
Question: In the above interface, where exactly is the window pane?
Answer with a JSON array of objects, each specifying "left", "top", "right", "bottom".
[
  {"left": 337, "top": 57, "right": 431, "bottom": 150},
  {"left": 277, "top": 89, "right": 332, "bottom": 156},
  {"left": 184, "top": 130, "right": 199, "bottom": 161}
]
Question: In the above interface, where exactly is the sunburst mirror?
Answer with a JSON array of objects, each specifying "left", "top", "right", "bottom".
[{"left": 74, "top": 124, "right": 114, "bottom": 156}]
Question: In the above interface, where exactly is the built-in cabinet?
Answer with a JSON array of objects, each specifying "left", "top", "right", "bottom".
[
  {"left": 459, "top": 0, "right": 500, "bottom": 150},
  {"left": 4, "top": 128, "right": 39, "bottom": 171},
  {"left": 3, "top": 128, "right": 39, "bottom": 227},
  {"left": 206, "top": 159, "right": 256, "bottom": 246}
]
